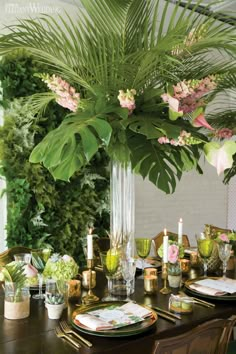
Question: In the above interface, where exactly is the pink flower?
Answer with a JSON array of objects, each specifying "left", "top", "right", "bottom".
[
  {"left": 158, "top": 136, "right": 169, "bottom": 144},
  {"left": 158, "top": 131, "right": 192, "bottom": 146},
  {"left": 219, "top": 233, "right": 230, "bottom": 243},
  {"left": 192, "top": 113, "right": 215, "bottom": 131},
  {"left": 118, "top": 89, "right": 136, "bottom": 115},
  {"left": 42, "top": 74, "right": 80, "bottom": 112},
  {"left": 171, "top": 76, "right": 217, "bottom": 114},
  {"left": 215, "top": 128, "right": 233, "bottom": 139},
  {"left": 168, "top": 244, "right": 179, "bottom": 264}
]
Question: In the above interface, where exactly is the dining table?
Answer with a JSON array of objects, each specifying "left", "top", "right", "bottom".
[{"left": 0, "top": 265, "right": 235, "bottom": 354}]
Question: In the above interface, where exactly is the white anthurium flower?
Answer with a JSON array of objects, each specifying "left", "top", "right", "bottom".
[{"left": 204, "top": 141, "right": 236, "bottom": 175}]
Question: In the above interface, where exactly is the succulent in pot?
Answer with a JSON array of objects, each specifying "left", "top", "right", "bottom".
[{"left": 45, "top": 293, "right": 64, "bottom": 305}]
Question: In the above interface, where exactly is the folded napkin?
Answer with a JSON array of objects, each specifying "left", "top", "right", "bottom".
[
  {"left": 189, "top": 283, "right": 226, "bottom": 296},
  {"left": 74, "top": 302, "right": 152, "bottom": 331},
  {"left": 136, "top": 259, "right": 155, "bottom": 269},
  {"left": 75, "top": 313, "right": 113, "bottom": 331}
]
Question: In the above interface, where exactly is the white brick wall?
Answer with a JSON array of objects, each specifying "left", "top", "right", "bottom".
[{"left": 135, "top": 159, "right": 228, "bottom": 246}]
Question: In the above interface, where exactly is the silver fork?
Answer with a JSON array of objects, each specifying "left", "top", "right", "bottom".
[
  {"left": 60, "top": 320, "right": 93, "bottom": 347},
  {"left": 55, "top": 326, "right": 81, "bottom": 349}
]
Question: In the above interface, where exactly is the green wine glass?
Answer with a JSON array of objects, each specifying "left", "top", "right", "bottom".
[
  {"left": 135, "top": 238, "right": 152, "bottom": 278},
  {"left": 196, "top": 235, "right": 214, "bottom": 277},
  {"left": 100, "top": 250, "right": 120, "bottom": 301}
]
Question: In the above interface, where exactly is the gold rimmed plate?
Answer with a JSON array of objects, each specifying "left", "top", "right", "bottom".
[
  {"left": 184, "top": 277, "right": 236, "bottom": 301},
  {"left": 71, "top": 301, "right": 157, "bottom": 337}
]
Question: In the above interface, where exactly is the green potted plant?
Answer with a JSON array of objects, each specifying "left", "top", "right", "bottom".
[
  {"left": 0, "top": 261, "right": 30, "bottom": 319},
  {"left": 45, "top": 281, "right": 65, "bottom": 320}
]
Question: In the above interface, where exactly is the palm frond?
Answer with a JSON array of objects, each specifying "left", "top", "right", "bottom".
[{"left": 0, "top": 0, "right": 236, "bottom": 192}]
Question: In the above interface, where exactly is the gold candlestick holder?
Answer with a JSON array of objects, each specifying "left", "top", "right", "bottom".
[
  {"left": 160, "top": 262, "right": 171, "bottom": 295},
  {"left": 82, "top": 259, "right": 99, "bottom": 304}
]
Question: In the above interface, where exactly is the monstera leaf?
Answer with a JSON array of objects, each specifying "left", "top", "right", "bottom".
[
  {"left": 127, "top": 131, "right": 201, "bottom": 194},
  {"left": 30, "top": 113, "right": 112, "bottom": 181},
  {"left": 125, "top": 114, "right": 181, "bottom": 140}
]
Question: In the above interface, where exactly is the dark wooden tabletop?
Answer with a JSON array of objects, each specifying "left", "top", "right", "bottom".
[{"left": 0, "top": 269, "right": 235, "bottom": 354}]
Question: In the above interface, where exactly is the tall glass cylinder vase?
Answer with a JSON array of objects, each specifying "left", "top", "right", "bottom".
[{"left": 110, "top": 160, "right": 135, "bottom": 295}]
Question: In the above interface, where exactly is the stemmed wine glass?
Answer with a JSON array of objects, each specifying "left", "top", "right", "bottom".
[
  {"left": 100, "top": 250, "right": 119, "bottom": 301},
  {"left": 121, "top": 258, "right": 136, "bottom": 301},
  {"left": 196, "top": 234, "right": 214, "bottom": 277},
  {"left": 217, "top": 243, "right": 232, "bottom": 279},
  {"left": 31, "top": 251, "right": 47, "bottom": 300},
  {"left": 135, "top": 238, "right": 151, "bottom": 278}
]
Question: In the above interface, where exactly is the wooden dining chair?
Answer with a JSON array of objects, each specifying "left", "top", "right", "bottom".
[
  {"left": 204, "top": 224, "right": 231, "bottom": 238},
  {"left": 152, "top": 231, "right": 190, "bottom": 256},
  {"left": 152, "top": 315, "right": 236, "bottom": 354},
  {"left": 0, "top": 246, "right": 35, "bottom": 266}
]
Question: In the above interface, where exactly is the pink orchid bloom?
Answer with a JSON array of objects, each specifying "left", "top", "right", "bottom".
[
  {"left": 219, "top": 233, "right": 230, "bottom": 243},
  {"left": 192, "top": 113, "right": 214, "bottom": 131},
  {"left": 168, "top": 244, "right": 179, "bottom": 264}
]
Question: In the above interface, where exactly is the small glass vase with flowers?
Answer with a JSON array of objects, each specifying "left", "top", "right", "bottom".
[{"left": 158, "top": 241, "right": 184, "bottom": 288}]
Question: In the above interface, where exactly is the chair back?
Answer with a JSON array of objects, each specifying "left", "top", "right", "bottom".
[
  {"left": 0, "top": 246, "right": 37, "bottom": 266},
  {"left": 152, "top": 231, "right": 190, "bottom": 256},
  {"left": 153, "top": 315, "right": 236, "bottom": 354}
]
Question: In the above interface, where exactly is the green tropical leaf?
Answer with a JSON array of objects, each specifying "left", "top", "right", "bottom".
[
  {"left": 30, "top": 113, "right": 112, "bottom": 181},
  {"left": 125, "top": 114, "right": 181, "bottom": 139},
  {"left": 2, "top": 262, "right": 27, "bottom": 288},
  {"left": 0, "top": 0, "right": 236, "bottom": 191},
  {"left": 31, "top": 252, "right": 45, "bottom": 271}
]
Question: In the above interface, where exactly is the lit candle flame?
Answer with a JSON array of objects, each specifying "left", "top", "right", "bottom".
[
  {"left": 179, "top": 218, "right": 183, "bottom": 223},
  {"left": 164, "top": 228, "right": 167, "bottom": 236},
  {"left": 88, "top": 227, "right": 93, "bottom": 235}
]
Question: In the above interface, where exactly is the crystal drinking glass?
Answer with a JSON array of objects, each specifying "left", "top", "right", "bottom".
[
  {"left": 31, "top": 251, "right": 47, "bottom": 300},
  {"left": 135, "top": 238, "right": 151, "bottom": 278},
  {"left": 121, "top": 258, "right": 136, "bottom": 301},
  {"left": 14, "top": 253, "right": 32, "bottom": 264},
  {"left": 217, "top": 243, "right": 232, "bottom": 279},
  {"left": 196, "top": 235, "right": 214, "bottom": 277},
  {"left": 100, "top": 250, "right": 119, "bottom": 301}
]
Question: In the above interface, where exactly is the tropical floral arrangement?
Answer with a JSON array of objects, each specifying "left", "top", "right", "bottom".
[{"left": 0, "top": 0, "right": 236, "bottom": 193}]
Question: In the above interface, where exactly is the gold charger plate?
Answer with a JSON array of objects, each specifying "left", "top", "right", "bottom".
[
  {"left": 71, "top": 301, "right": 157, "bottom": 337},
  {"left": 184, "top": 277, "right": 236, "bottom": 301}
]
